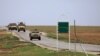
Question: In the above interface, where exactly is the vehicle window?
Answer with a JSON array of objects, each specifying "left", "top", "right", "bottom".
[
  {"left": 9, "top": 23, "right": 17, "bottom": 26},
  {"left": 32, "top": 32, "right": 39, "bottom": 33}
]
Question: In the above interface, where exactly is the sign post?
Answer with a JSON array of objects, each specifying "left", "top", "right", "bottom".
[{"left": 57, "top": 22, "right": 70, "bottom": 51}]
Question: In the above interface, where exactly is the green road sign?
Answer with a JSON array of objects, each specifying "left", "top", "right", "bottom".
[{"left": 58, "top": 22, "right": 69, "bottom": 33}]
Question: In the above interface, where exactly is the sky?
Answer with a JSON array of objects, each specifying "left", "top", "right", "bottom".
[{"left": 0, "top": 0, "right": 100, "bottom": 26}]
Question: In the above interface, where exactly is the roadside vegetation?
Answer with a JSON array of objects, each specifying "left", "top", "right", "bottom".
[
  {"left": 27, "top": 26, "right": 100, "bottom": 45},
  {"left": 0, "top": 30, "right": 95, "bottom": 56}
]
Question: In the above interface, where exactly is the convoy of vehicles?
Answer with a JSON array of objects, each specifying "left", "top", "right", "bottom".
[
  {"left": 8, "top": 22, "right": 26, "bottom": 32},
  {"left": 8, "top": 22, "right": 41, "bottom": 40}
]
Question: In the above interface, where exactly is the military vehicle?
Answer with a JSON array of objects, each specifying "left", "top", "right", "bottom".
[
  {"left": 29, "top": 29, "right": 41, "bottom": 40},
  {"left": 8, "top": 23, "right": 17, "bottom": 30},
  {"left": 18, "top": 22, "right": 26, "bottom": 32}
]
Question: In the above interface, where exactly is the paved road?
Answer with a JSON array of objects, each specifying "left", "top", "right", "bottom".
[{"left": 13, "top": 30, "right": 100, "bottom": 53}]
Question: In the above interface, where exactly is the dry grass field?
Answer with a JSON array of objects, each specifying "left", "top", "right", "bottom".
[
  {"left": 27, "top": 26, "right": 100, "bottom": 45},
  {"left": 26, "top": 26, "right": 56, "bottom": 33},
  {"left": 70, "top": 26, "right": 100, "bottom": 44},
  {"left": 0, "top": 29, "right": 10, "bottom": 35}
]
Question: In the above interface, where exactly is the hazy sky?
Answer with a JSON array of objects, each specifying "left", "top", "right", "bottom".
[{"left": 0, "top": 0, "right": 100, "bottom": 26}]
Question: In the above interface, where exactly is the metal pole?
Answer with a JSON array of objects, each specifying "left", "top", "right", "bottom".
[
  {"left": 74, "top": 20, "right": 88, "bottom": 56},
  {"left": 69, "top": 22, "right": 71, "bottom": 50},
  {"left": 68, "top": 22, "right": 71, "bottom": 56},
  {"left": 56, "top": 22, "right": 59, "bottom": 56},
  {"left": 74, "top": 20, "right": 77, "bottom": 56}
]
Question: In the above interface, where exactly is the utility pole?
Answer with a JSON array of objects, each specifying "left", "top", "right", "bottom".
[
  {"left": 74, "top": 20, "right": 77, "bottom": 56},
  {"left": 73, "top": 20, "right": 88, "bottom": 56}
]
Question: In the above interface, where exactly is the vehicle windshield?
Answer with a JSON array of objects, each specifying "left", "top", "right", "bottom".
[
  {"left": 9, "top": 23, "right": 17, "bottom": 26},
  {"left": 32, "top": 32, "right": 39, "bottom": 33},
  {"left": 18, "top": 24, "right": 25, "bottom": 26}
]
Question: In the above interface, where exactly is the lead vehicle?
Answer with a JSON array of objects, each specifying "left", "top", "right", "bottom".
[{"left": 29, "top": 31, "right": 41, "bottom": 40}]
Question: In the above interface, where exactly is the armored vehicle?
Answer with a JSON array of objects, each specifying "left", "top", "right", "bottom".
[
  {"left": 18, "top": 22, "right": 26, "bottom": 32},
  {"left": 29, "top": 29, "right": 41, "bottom": 40},
  {"left": 8, "top": 23, "right": 17, "bottom": 30}
]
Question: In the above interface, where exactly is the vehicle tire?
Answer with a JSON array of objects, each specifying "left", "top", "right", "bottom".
[
  {"left": 30, "top": 37, "right": 32, "bottom": 40},
  {"left": 18, "top": 30, "right": 20, "bottom": 32},
  {"left": 24, "top": 30, "right": 26, "bottom": 32},
  {"left": 38, "top": 37, "right": 41, "bottom": 40}
]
